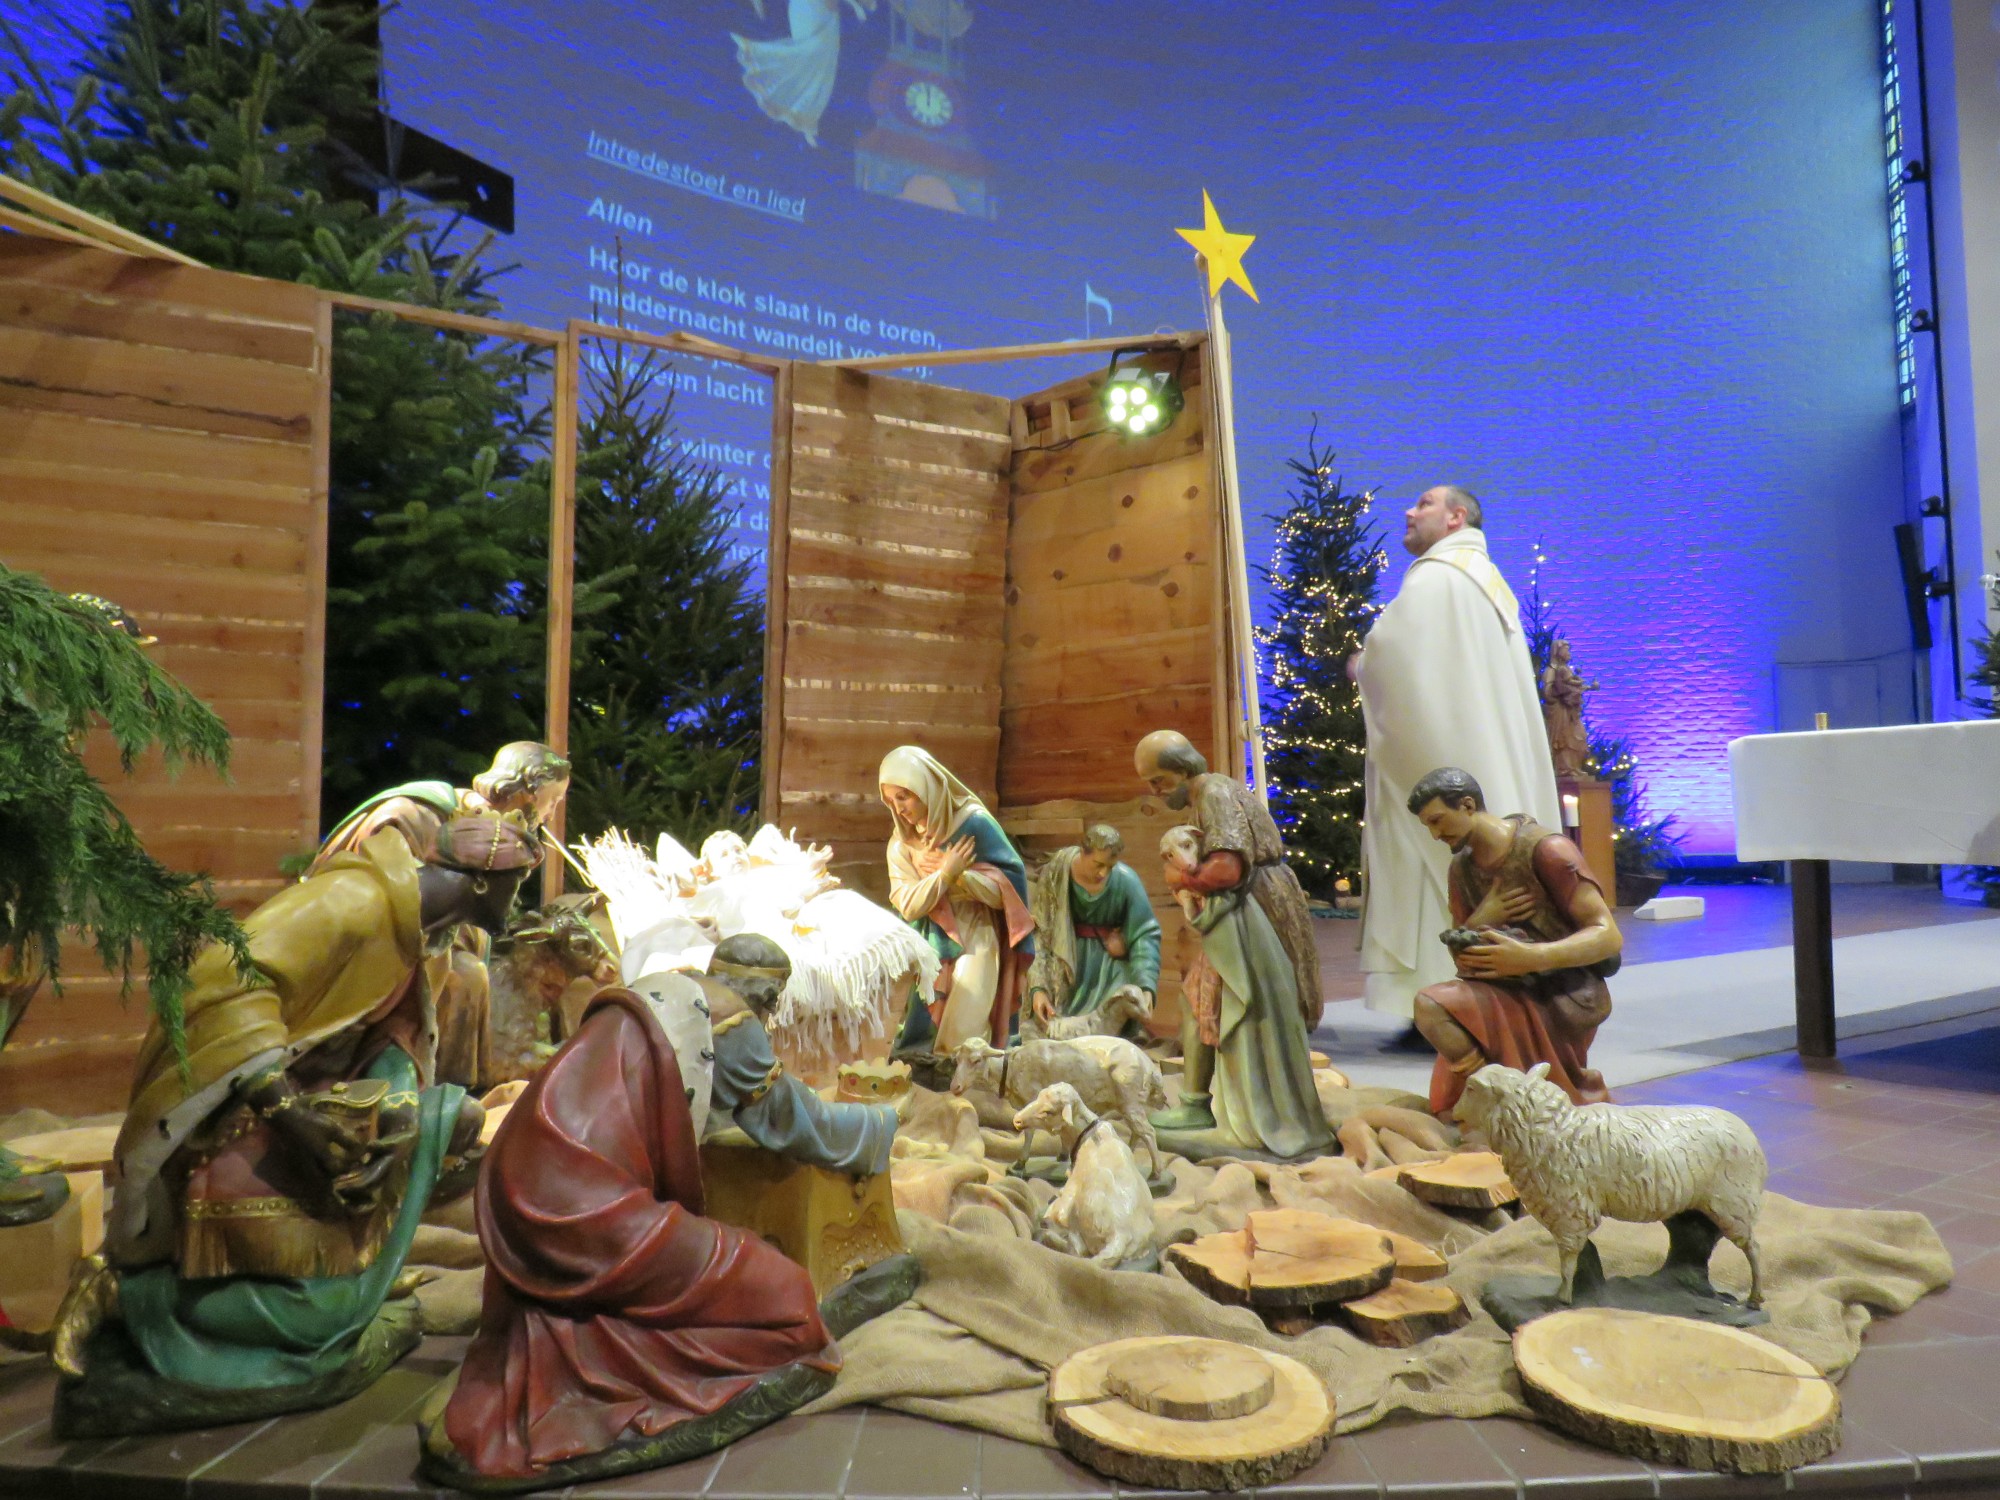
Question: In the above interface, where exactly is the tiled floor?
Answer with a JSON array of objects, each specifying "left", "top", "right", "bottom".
[{"left": 7, "top": 908, "right": 2000, "bottom": 1497}]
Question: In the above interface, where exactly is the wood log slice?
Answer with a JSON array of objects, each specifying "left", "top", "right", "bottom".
[
  {"left": 1104, "top": 1342, "right": 1273, "bottom": 1421},
  {"left": 1340, "top": 1279, "right": 1469, "bottom": 1347},
  {"left": 1513, "top": 1308, "right": 1840, "bottom": 1473},
  {"left": 1380, "top": 1230, "right": 1449, "bottom": 1283},
  {"left": 1398, "top": 1151, "right": 1518, "bottom": 1211},
  {"left": 1049, "top": 1336, "right": 1334, "bottom": 1491},
  {"left": 1166, "top": 1209, "right": 1396, "bottom": 1312}
]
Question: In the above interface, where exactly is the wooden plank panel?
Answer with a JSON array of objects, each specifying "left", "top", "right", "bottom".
[
  {"left": 81, "top": 736, "right": 304, "bottom": 790},
  {"left": 134, "top": 826, "right": 302, "bottom": 875},
  {"left": 781, "top": 721, "right": 999, "bottom": 798},
  {"left": 787, "top": 578, "right": 999, "bottom": 638},
  {"left": 790, "top": 451, "right": 1009, "bottom": 512},
  {"left": 0, "top": 276, "right": 319, "bottom": 364},
  {"left": 793, "top": 412, "right": 1013, "bottom": 485},
  {"left": 1012, "top": 423, "right": 1205, "bottom": 497},
  {"left": 0, "top": 502, "right": 306, "bottom": 574},
  {"left": 785, "top": 532, "right": 1004, "bottom": 595},
  {"left": 789, "top": 489, "right": 1006, "bottom": 558},
  {"left": 782, "top": 683, "right": 996, "bottom": 729},
  {"left": 775, "top": 795, "right": 892, "bottom": 844},
  {"left": 1003, "top": 628, "right": 1214, "bottom": 708},
  {"left": 1005, "top": 569, "right": 1214, "bottom": 647},
  {"left": 142, "top": 646, "right": 307, "bottom": 700},
  {"left": 793, "top": 362, "right": 1013, "bottom": 433},
  {"left": 0, "top": 456, "right": 310, "bottom": 518},
  {"left": 0, "top": 239, "right": 319, "bottom": 326},
  {"left": 0, "top": 326, "right": 320, "bottom": 442},
  {"left": 0, "top": 407, "right": 314, "bottom": 489},
  {"left": 131, "top": 619, "right": 306, "bottom": 655},
  {"left": 782, "top": 622, "right": 1003, "bottom": 685},
  {"left": 107, "top": 787, "right": 309, "bottom": 828},
  {"left": 1010, "top": 455, "right": 1210, "bottom": 555},
  {"left": 1001, "top": 685, "right": 1215, "bottom": 752},
  {"left": 2, "top": 549, "right": 309, "bottom": 623}
]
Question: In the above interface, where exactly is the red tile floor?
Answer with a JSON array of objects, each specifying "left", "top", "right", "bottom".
[{"left": 5, "top": 889, "right": 1999, "bottom": 1498}]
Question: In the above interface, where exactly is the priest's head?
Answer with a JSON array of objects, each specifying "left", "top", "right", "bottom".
[
  {"left": 1408, "top": 766, "right": 1485, "bottom": 851},
  {"left": 1404, "top": 486, "right": 1482, "bottom": 556},
  {"left": 708, "top": 933, "right": 793, "bottom": 1016},
  {"left": 1135, "top": 730, "right": 1207, "bottom": 810}
]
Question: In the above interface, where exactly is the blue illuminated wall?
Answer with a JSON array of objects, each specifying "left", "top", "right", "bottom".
[{"left": 13, "top": 1, "right": 1910, "bottom": 855}]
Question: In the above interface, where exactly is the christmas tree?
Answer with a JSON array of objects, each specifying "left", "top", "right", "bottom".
[
  {"left": 562, "top": 339, "right": 765, "bottom": 844},
  {"left": 2, "top": 0, "right": 552, "bottom": 823},
  {"left": 1256, "top": 427, "right": 1386, "bottom": 901},
  {"left": 0, "top": 564, "right": 252, "bottom": 1061},
  {"left": 1521, "top": 544, "right": 1683, "bottom": 882}
]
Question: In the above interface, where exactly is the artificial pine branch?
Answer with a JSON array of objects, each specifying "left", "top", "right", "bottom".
[{"left": 0, "top": 564, "right": 252, "bottom": 1068}]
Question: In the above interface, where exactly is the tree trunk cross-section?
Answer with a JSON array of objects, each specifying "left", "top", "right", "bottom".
[
  {"left": 1049, "top": 1335, "right": 1334, "bottom": 1491},
  {"left": 1513, "top": 1308, "right": 1840, "bottom": 1473},
  {"left": 1340, "top": 1279, "right": 1469, "bottom": 1347},
  {"left": 1397, "top": 1151, "right": 1518, "bottom": 1211},
  {"left": 1166, "top": 1209, "right": 1396, "bottom": 1311}
]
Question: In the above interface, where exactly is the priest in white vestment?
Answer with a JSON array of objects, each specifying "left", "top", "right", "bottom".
[{"left": 1353, "top": 487, "right": 1560, "bottom": 1027}]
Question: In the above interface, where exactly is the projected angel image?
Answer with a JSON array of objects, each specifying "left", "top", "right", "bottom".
[{"left": 732, "top": 0, "right": 878, "bottom": 147}]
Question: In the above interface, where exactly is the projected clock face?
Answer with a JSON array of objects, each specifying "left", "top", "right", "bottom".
[{"left": 905, "top": 80, "right": 954, "bottom": 128}]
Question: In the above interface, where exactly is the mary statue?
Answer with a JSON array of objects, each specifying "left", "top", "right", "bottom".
[{"left": 878, "top": 746, "right": 1034, "bottom": 1055}]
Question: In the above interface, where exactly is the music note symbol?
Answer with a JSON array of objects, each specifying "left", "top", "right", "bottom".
[{"left": 1084, "top": 282, "right": 1114, "bottom": 337}]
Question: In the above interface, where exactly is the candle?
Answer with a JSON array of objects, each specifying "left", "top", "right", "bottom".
[{"left": 1562, "top": 794, "right": 1580, "bottom": 827}]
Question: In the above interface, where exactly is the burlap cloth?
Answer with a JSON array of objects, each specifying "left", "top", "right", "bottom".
[{"left": 383, "top": 1083, "right": 1953, "bottom": 1445}]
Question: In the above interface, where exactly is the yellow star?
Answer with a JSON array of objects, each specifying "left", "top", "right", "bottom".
[{"left": 1176, "top": 189, "right": 1259, "bottom": 303}]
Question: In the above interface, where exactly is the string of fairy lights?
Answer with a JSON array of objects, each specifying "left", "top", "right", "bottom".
[{"left": 1256, "top": 459, "right": 1386, "bottom": 885}]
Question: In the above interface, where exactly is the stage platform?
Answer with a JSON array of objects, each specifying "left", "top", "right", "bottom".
[{"left": 0, "top": 1008, "right": 1996, "bottom": 1498}]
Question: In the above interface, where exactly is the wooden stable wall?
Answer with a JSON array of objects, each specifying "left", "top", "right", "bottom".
[
  {"left": 997, "top": 345, "right": 1218, "bottom": 1020},
  {"left": 0, "top": 238, "right": 329, "bottom": 1111},
  {"left": 769, "top": 362, "right": 1015, "bottom": 900}
]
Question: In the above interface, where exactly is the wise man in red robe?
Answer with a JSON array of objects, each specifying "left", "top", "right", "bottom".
[
  {"left": 1406, "top": 766, "right": 1621, "bottom": 1117},
  {"left": 427, "top": 934, "right": 897, "bottom": 1492}
]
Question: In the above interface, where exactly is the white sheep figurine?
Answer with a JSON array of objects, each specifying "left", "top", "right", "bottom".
[
  {"left": 1455, "top": 1062, "right": 1768, "bottom": 1307},
  {"left": 1018, "top": 985, "right": 1155, "bottom": 1043},
  {"left": 951, "top": 1034, "right": 1166, "bottom": 1176},
  {"left": 1013, "top": 1083, "right": 1156, "bottom": 1267}
]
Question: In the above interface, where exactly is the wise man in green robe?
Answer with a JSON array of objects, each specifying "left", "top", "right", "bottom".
[
  {"left": 50, "top": 818, "right": 539, "bottom": 1424},
  {"left": 310, "top": 742, "right": 571, "bottom": 1089},
  {"left": 1136, "top": 731, "right": 1332, "bottom": 1160},
  {"left": 1025, "top": 824, "right": 1161, "bottom": 1037}
]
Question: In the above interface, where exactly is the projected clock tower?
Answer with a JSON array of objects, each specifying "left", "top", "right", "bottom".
[{"left": 856, "top": 0, "right": 996, "bottom": 219}]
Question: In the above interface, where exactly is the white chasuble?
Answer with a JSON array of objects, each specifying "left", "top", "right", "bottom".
[{"left": 1355, "top": 529, "right": 1560, "bottom": 1017}]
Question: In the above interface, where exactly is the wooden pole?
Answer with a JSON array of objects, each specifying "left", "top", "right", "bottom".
[
  {"left": 825, "top": 329, "right": 1201, "bottom": 373},
  {"left": 0, "top": 175, "right": 203, "bottom": 265},
  {"left": 1200, "top": 281, "right": 1268, "bottom": 800},
  {"left": 300, "top": 298, "right": 334, "bottom": 851},
  {"left": 541, "top": 324, "right": 581, "bottom": 904},
  {"left": 762, "top": 362, "right": 796, "bottom": 825},
  {"left": 321, "top": 289, "right": 565, "bottom": 347},
  {"left": 568, "top": 318, "right": 786, "bottom": 373}
]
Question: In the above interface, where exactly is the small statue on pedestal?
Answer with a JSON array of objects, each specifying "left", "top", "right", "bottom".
[
  {"left": 49, "top": 818, "right": 539, "bottom": 1437},
  {"left": 1540, "top": 638, "right": 1595, "bottom": 781},
  {"left": 1405, "top": 768, "right": 1619, "bottom": 1119},
  {"left": 1023, "top": 823, "right": 1161, "bottom": 1041},
  {"left": 1134, "top": 731, "right": 1331, "bottom": 1160},
  {"left": 424, "top": 935, "right": 905, "bottom": 1494}
]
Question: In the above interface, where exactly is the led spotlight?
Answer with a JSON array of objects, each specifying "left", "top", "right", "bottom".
[{"left": 1098, "top": 350, "right": 1185, "bottom": 438}]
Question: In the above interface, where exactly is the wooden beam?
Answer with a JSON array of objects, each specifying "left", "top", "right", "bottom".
[
  {"left": 299, "top": 296, "right": 334, "bottom": 852},
  {"left": 569, "top": 318, "right": 787, "bottom": 374},
  {"left": 541, "top": 326, "right": 581, "bottom": 904},
  {"left": 763, "top": 362, "right": 796, "bottom": 824},
  {"left": 0, "top": 204, "right": 110, "bottom": 251},
  {"left": 824, "top": 330, "right": 1202, "bottom": 373},
  {"left": 0, "top": 175, "right": 203, "bottom": 266},
  {"left": 321, "top": 289, "right": 565, "bottom": 347},
  {"left": 1202, "top": 283, "right": 1267, "bottom": 800}
]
